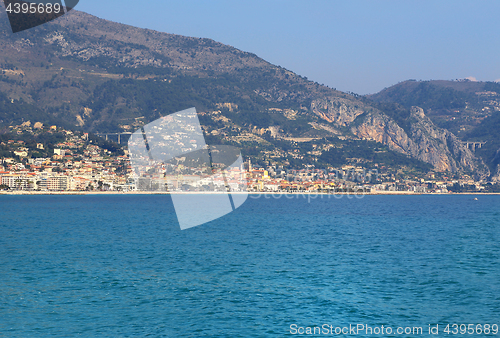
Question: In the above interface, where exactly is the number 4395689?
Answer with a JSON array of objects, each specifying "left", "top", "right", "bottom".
[
  {"left": 5, "top": 2, "right": 62, "bottom": 14},
  {"left": 443, "top": 324, "right": 498, "bottom": 335}
]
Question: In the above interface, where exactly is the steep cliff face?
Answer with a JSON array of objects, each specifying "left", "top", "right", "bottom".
[
  {"left": 351, "top": 111, "right": 414, "bottom": 153},
  {"left": 409, "top": 107, "right": 489, "bottom": 177},
  {"left": 489, "top": 149, "right": 500, "bottom": 182},
  {"left": 351, "top": 107, "right": 489, "bottom": 178},
  {"left": 0, "top": 5, "right": 494, "bottom": 179},
  {"left": 311, "top": 97, "right": 365, "bottom": 126}
]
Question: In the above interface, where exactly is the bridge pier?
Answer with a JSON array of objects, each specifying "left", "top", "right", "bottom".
[
  {"left": 96, "top": 133, "right": 132, "bottom": 145},
  {"left": 463, "top": 141, "right": 486, "bottom": 152}
]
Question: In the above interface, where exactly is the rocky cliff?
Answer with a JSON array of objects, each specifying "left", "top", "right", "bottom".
[
  {"left": 489, "top": 148, "right": 500, "bottom": 182},
  {"left": 0, "top": 6, "right": 494, "bottom": 179},
  {"left": 352, "top": 107, "right": 489, "bottom": 179},
  {"left": 311, "top": 97, "right": 365, "bottom": 126}
]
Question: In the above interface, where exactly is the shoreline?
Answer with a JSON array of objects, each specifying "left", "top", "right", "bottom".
[{"left": 1, "top": 191, "right": 500, "bottom": 196}]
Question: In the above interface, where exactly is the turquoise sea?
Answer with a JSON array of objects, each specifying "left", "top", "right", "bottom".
[{"left": 0, "top": 194, "right": 499, "bottom": 337}]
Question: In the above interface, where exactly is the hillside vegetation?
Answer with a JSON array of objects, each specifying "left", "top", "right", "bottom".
[{"left": 0, "top": 4, "right": 496, "bottom": 179}]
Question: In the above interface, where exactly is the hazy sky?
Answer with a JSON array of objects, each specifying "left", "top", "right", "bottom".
[{"left": 75, "top": 0, "right": 500, "bottom": 95}]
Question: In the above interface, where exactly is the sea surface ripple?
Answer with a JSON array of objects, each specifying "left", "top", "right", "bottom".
[{"left": 0, "top": 194, "right": 499, "bottom": 337}]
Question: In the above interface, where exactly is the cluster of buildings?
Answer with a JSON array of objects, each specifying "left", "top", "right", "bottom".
[
  {"left": 0, "top": 123, "right": 492, "bottom": 194},
  {"left": 244, "top": 163, "right": 449, "bottom": 194},
  {"left": 1, "top": 125, "right": 131, "bottom": 192}
]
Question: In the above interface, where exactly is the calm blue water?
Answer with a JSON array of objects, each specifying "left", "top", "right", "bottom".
[{"left": 0, "top": 194, "right": 499, "bottom": 337}]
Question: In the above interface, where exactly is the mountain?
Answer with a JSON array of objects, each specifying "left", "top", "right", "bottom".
[
  {"left": 0, "top": 4, "right": 492, "bottom": 180},
  {"left": 368, "top": 80, "right": 500, "bottom": 181}
]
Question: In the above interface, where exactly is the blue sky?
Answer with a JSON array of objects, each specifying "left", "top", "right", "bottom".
[{"left": 75, "top": 0, "right": 500, "bottom": 95}]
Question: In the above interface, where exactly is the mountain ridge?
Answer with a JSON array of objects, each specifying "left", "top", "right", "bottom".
[
  {"left": 367, "top": 79, "right": 500, "bottom": 180},
  {"left": 0, "top": 6, "right": 495, "bottom": 180}
]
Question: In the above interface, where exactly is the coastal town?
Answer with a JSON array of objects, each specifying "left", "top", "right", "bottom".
[{"left": 0, "top": 122, "right": 498, "bottom": 194}]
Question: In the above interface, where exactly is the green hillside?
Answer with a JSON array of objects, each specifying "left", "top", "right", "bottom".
[{"left": 0, "top": 6, "right": 494, "bottom": 178}]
